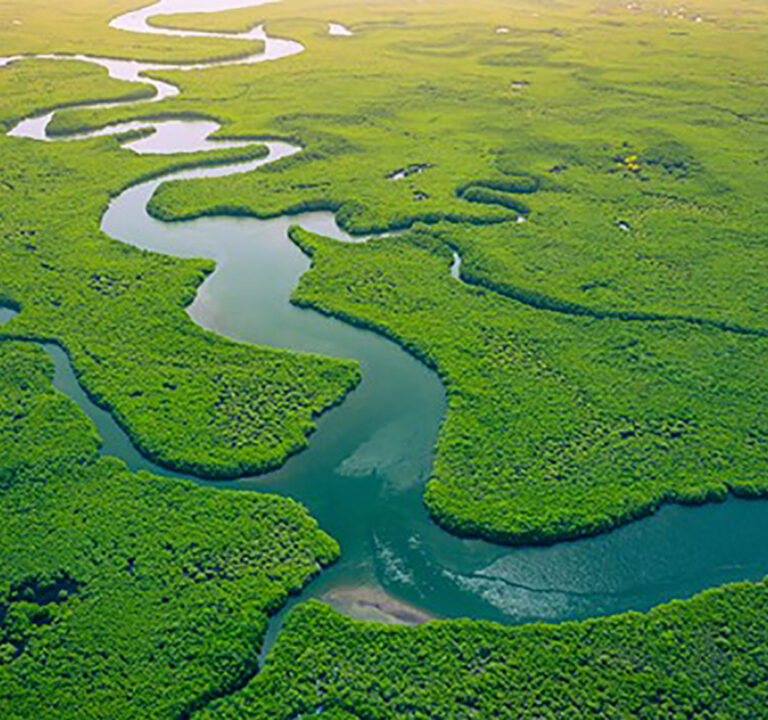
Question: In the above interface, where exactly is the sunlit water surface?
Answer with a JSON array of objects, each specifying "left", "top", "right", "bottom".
[{"left": 1, "top": 0, "right": 767, "bottom": 660}]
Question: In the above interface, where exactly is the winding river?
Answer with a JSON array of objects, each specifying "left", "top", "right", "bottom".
[{"left": 4, "top": 0, "right": 768, "bottom": 661}]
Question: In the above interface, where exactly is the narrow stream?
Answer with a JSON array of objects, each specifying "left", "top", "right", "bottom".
[{"left": 3, "top": 0, "right": 768, "bottom": 663}]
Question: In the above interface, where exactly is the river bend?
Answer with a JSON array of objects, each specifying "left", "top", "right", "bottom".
[{"left": 3, "top": 0, "right": 768, "bottom": 660}]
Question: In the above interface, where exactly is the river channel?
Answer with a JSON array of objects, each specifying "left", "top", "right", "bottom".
[{"left": 3, "top": 0, "right": 768, "bottom": 661}]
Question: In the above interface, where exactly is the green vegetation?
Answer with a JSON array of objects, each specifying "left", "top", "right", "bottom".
[
  {"left": 0, "top": 341, "right": 338, "bottom": 720},
  {"left": 194, "top": 588, "right": 768, "bottom": 720},
  {"left": 289, "top": 225, "right": 768, "bottom": 543},
  {"left": 0, "top": 62, "right": 361, "bottom": 478},
  {"left": 0, "top": 59, "right": 153, "bottom": 131},
  {"left": 5, "top": 0, "right": 768, "bottom": 534},
  {"left": 0, "top": 0, "right": 260, "bottom": 63},
  {"left": 67, "top": 0, "right": 768, "bottom": 538},
  {"left": 5, "top": 1, "right": 768, "bottom": 716},
  {"left": 148, "top": 8, "right": 265, "bottom": 35},
  {"left": 130, "top": 0, "right": 768, "bottom": 331}
]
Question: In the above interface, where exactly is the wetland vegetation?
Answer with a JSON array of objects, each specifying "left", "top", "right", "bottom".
[
  {"left": 0, "top": 0, "right": 260, "bottom": 61},
  {"left": 0, "top": 123, "right": 360, "bottom": 477},
  {"left": 291, "top": 224, "right": 768, "bottom": 543},
  {"left": 195, "top": 588, "right": 768, "bottom": 720},
  {"left": 0, "top": 342, "right": 337, "bottom": 719},
  {"left": 3, "top": 0, "right": 768, "bottom": 717}
]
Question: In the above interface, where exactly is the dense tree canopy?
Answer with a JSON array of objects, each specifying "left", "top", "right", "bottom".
[{"left": 0, "top": 341, "right": 338, "bottom": 719}]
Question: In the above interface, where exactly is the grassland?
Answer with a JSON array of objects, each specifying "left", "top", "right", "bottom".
[
  {"left": 0, "top": 341, "right": 338, "bottom": 720},
  {"left": 132, "top": 0, "right": 768, "bottom": 330},
  {"left": 148, "top": 8, "right": 266, "bottom": 35},
  {"left": 0, "top": 59, "right": 154, "bottom": 131}
]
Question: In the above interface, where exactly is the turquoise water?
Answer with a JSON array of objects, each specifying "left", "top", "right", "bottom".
[
  {"left": 5, "top": 149, "right": 768, "bottom": 658},
  {"left": 90, "top": 169, "right": 768, "bottom": 642},
  {"left": 3, "top": 0, "right": 768, "bottom": 662}
]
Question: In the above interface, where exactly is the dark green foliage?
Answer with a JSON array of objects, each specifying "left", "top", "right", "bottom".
[
  {"left": 0, "top": 341, "right": 338, "bottom": 719},
  {"left": 458, "top": 186, "right": 529, "bottom": 213},
  {"left": 457, "top": 181, "right": 532, "bottom": 214},
  {"left": 290, "top": 226, "right": 768, "bottom": 543},
  {"left": 0, "top": 341, "right": 99, "bottom": 484},
  {"left": 193, "top": 589, "right": 768, "bottom": 720},
  {"left": 1, "top": 572, "right": 81, "bottom": 662},
  {"left": 460, "top": 176, "right": 541, "bottom": 195},
  {"left": 642, "top": 140, "right": 700, "bottom": 179}
]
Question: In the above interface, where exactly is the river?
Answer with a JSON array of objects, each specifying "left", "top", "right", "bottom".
[{"left": 2, "top": 0, "right": 768, "bottom": 662}]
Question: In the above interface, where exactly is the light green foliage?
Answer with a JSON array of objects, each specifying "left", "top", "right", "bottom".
[
  {"left": 0, "top": 0, "right": 259, "bottom": 62},
  {"left": 144, "top": 0, "right": 768, "bottom": 325},
  {"left": 0, "top": 62, "right": 361, "bottom": 477},
  {"left": 290, "top": 226, "right": 768, "bottom": 542},
  {"left": 79, "top": 0, "right": 768, "bottom": 536},
  {"left": 0, "top": 59, "right": 153, "bottom": 131},
  {"left": 194, "top": 590, "right": 768, "bottom": 720},
  {"left": 94, "top": 0, "right": 768, "bottom": 328},
  {"left": 0, "top": 341, "right": 338, "bottom": 720},
  {"left": 147, "top": 8, "right": 262, "bottom": 35}
]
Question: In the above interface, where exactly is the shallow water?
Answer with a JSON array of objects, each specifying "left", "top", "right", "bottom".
[
  {"left": 328, "top": 23, "right": 353, "bottom": 37},
  {"left": 6, "top": 293, "right": 768, "bottom": 656},
  {"left": 111, "top": 0, "right": 277, "bottom": 40},
  {"left": 450, "top": 251, "right": 462, "bottom": 279},
  {"left": 3, "top": 0, "right": 768, "bottom": 663},
  {"left": 2, "top": 1, "right": 302, "bottom": 143}
]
